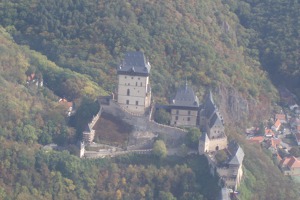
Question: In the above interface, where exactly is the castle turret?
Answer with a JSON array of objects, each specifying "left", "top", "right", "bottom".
[{"left": 170, "top": 82, "right": 200, "bottom": 127}]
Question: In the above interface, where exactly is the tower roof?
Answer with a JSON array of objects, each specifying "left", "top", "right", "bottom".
[
  {"left": 204, "top": 90, "right": 217, "bottom": 119},
  {"left": 228, "top": 141, "right": 245, "bottom": 166},
  {"left": 172, "top": 83, "right": 199, "bottom": 108},
  {"left": 118, "top": 51, "right": 151, "bottom": 76},
  {"left": 209, "top": 112, "right": 224, "bottom": 128}
]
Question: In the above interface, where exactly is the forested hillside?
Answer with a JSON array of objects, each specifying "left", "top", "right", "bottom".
[
  {"left": 225, "top": 0, "right": 300, "bottom": 97},
  {"left": 0, "top": 0, "right": 299, "bottom": 199},
  {"left": 0, "top": 0, "right": 276, "bottom": 100},
  {"left": 0, "top": 27, "right": 220, "bottom": 200}
]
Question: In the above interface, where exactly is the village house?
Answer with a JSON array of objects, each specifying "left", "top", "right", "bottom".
[
  {"left": 58, "top": 98, "right": 75, "bottom": 116},
  {"left": 275, "top": 113, "right": 287, "bottom": 124},
  {"left": 117, "top": 51, "right": 151, "bottom": 114},
  {"left": 266, "top": 138, "right": 281, "bottom": 154},
  {"left": 169, "top": 81, "right": 200, "bottom": 127},
  {"left": 199, "top": 91, "right": 228, "bottom": 153},
  {"left": 272, "top": 119, "right": 281, "bottom": 131},
  {"left": 26, "top": 73, "right": 43, "bottom": 87},
  {"left": 247, "top": 136, "right": 264, "bottom": 144},
  {"left": 265, "top": 129, "right": 275, "bottom": 138},
  {"left": 279, "top": 156, "right": 300, "bottom": 176}
]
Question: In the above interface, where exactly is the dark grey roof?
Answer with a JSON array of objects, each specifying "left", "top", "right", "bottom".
[
  {"left": 199, "top": 132, "right": 209, "bottom": 142},
  {"left": 118, "top": 51, "right": 151, "bottom": 75},
  {"left": 209, "top": 112, "right": 224, "bottom": 128},
  {"left": 228, "top": 141, "right": 244, "bottom": 166},
  {"left": 204, "top": 91, "right": 217, "bottom": 119},
  {"left": 172, "top": 83, "right": 199, "bottom": 107}
]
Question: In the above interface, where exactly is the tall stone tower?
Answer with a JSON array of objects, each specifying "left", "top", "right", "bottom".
[{"left": 117, "top": 51, "right": 151, "bottom": 114}]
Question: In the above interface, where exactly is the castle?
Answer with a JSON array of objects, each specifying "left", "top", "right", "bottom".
[{"left": 81, "top": 50, "right": 244, "bottom": 191}]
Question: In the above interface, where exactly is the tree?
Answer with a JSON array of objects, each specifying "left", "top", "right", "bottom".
[
  {"left": 153, "top": 140, "right": 167, "bottom": 158},
  {"left": 158, "top": 191, "right": 176, "bottom": 200},
  {"left": 185, "top": 128, "right": 201, "bottom": 149},
  {"left": 215, "top": 150, "right": 228, "bottom": 164},
  {"left": 154, "top": 109, "right": 171, "bottom": 125}
]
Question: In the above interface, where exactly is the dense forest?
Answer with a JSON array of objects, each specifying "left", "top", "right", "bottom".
[
  {"left": 225, "top": 0, "right": 300, "bottom": 97},
  {"left": 0, "top": 0, "right": 299, "bottom": 199}
]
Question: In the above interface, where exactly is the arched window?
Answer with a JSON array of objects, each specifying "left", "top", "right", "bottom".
[{"left": 127, "top": 89, "right": 130, "bottom": 96}]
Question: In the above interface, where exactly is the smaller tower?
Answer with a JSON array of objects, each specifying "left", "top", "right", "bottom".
[
  {"left": 79, "top": 141, "right": 85, "bottom": 158},
  {"left": 170, "top": 81, "right": 200, "bottom": 127}
]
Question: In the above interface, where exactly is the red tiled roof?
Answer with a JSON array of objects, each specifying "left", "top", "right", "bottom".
[
  {"left": 287, "top": 157, "right": 300, "bottom": 169},
  {"left": 273, "top": 119, "right": 281, "bottom": 129},
  {"left": 265, "top": 129, "right": 274, "bottom": 137},
  {"left": 59, "top": 98, "right": 73, "bottom": 109},
  {"left": 248, "top": 136, "right": 264, "bottom": 143},
  {"left": 270, "top": 138, "right": 281, "bottom": 148},
  {"left": 280, "top": 156, "right": 300, "bottom": 169},
  {"left": 275, "top": 114, "right": 286, "bottom": 121}
]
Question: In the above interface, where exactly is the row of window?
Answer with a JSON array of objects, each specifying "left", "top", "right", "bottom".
[
  {"left": 125, "top": 76, "right": 140, "bottom": 80},
  {"left": 176, "top": 110, "right": 192, "bottom": 115},
  {"left": 175, "top": 116, "right": 191, "bottom": 121},
  {"left": 125, "top": 82, "right": 143, "bottom": 86},
  {"left": 126, "top": 100, "right": 139, "bottom": 105}
]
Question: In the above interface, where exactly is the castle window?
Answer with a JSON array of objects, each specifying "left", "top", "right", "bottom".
[
  {"left": 175, "top": 116, "right": 178, "bottom": 120},
  {"left": 138, "top": 77, "right": 140, "bottom": 80},
  {"left": 176, "top": 110, "right": 179, "bottom": 115},
  {"left": 140, "top": 82, "right": 142, "bottom": 86},
  {"left": 136, "top": 82, "right": 138, "bottom": 86},
  {"left": 127, "top": 89, "right": 130, "bottom": 96},
  {"left": 126, "top": 100, "right": 129, "bottom": 105},
  {"left": 125, "top": 76, "right": 127, "bottom": 79},
  {"left": 131, "top": 77, "right": 134, "bottom": 79},
  {"left": 187, "top": 117, "right": 190, "bottom": 121},
  {"left": 188, "top": 111, "right": 191, "bottom": 115},
  {"left": 136, "top": 101, "right": 138, "bottom": 105}
]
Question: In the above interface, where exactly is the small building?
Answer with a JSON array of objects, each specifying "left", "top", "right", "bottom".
[
  {"left": 279, "top": 156, "right": 300, "bottom": 176},
  {"left": 59, "top": 98, "right": 75, "bottom": 116},
  {"left": 247, "top": 136, "right": 264, "bottom": 144},
  {"left": 217, "top": 141, "right": 245, "bottom": 190},
  {"left": 170, "top": 82, "right": 200, "bottom": 127},
  {"left": 272, "top": 119, "right": 281, "bottom": 131},
  {"left": 275, "top": 114, "right": 287, "bottom": 124},
  {"left": 267, "top": 138, "right": 281, "bottom": 154},
  {"left": 117, "top": 51, "right": 151, "bottom": 114},
  {"left": 265, "top": 129, "right": 275, "bottom": 137}
]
